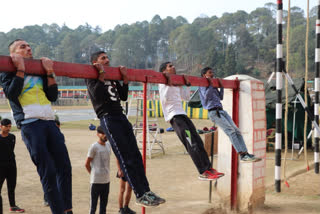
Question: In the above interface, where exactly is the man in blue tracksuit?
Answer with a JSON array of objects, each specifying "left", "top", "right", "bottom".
[{"left": 0, "top": 39, "right": 73, "bottom": 214}]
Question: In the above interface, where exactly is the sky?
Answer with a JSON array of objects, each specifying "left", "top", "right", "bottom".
[{"left": 0, "top": 0, "right": 316, "bottom": 33}]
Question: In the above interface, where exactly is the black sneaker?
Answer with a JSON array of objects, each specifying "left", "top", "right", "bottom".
[
  {"left": 145, "top": 191, "right": 166, "bottom": 204},
  {"left": 118, "top": 208, "right": 126, "bottom": 214},
  {"left": 123, "top": 205, "right": 136, "bottom": 214},
  {"left": 10, "top": 206, "right": 25, "bottom": 213},
  {"left": 136, "top": 192, "right": 159, "bottom": 207},
  {"left": 240, "top": 153, "right": 262, "bottom": 162},
  {"left": 64, "top": 211, "right": 73, "bottom": 214}
]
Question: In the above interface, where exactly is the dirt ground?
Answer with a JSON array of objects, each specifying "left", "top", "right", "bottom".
[
  {"left": 2, "top": 120, "right": 320, "bottom": 214},
  {"left": 253, "top": 169, "right": 320, "bottom": 214}
]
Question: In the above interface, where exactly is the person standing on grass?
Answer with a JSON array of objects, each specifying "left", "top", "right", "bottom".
[
  {"left": 158, "top": 61, "right": 224, "bottom": 181},
  {"left": 85, "top": 51, "right": 165, "bottom": 208},
  {"left": 0, "top": 118, "right": 25, "bottom": 213},
  {"left": 85, "top": 126, "right": 111, "bottom": 214},
  {"left": 199, "top": 67, "right": 262, "bottom": 162}
]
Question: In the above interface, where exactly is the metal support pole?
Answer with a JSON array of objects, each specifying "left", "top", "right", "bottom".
[
  {"left": 142, "top": 82, "right": 147, "bottom": 214},
  {"left": 209, "top": 132, "right": 214, "bottom": 203},
  {"left": 231, "top": 79, "right": 240, "bottom": 210}
]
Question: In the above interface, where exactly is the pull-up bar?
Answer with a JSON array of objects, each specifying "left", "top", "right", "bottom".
[
  {"left": 0, "top": 55, "right": 240, "bottom": 210},
  {"left": 0, "top": 55, "right": 238, "bottom": 89}
]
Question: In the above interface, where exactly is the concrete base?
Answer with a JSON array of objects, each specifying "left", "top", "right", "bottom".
[{"left": 216, "top": 76, "right": 266, "bottom": 211}]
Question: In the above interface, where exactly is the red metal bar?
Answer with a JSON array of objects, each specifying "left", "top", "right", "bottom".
[
  {"left": 142, "top": 82, "right": 147, "bottom": 214},
  {"left": 0, "top": 55, "right": 238, "bottom": 89},
  {"left": 231, "top": 78, "right": 240, "bottom": 210}
]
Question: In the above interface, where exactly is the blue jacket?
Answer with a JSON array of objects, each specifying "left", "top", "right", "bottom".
[
  {"left": 85, "top": 79, "right": 128, "bottom": 118},
  {"left": 199, "top": 86, "right": 224, "bottom": 110}
]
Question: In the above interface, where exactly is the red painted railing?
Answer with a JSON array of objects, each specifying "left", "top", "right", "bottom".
[{"left": 0, "top": 55, "right": 238, "bottom": 89}]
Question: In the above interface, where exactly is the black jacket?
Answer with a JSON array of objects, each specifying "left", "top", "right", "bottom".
[{"left": 85, "top": 79, "right": 128, "bottom": 118}]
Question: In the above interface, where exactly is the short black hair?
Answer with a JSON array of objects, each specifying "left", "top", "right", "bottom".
[
  {"left": 97, "top": 126, "right": 105, "bottom": 134},
  {"left": 8, "top": 39, "right": 24, "bottom": 53},
  {"left": 90, "top": 51, "right": 106, "bottom": 64},
  {"left": 159, "top": 61, "right": 171, "bottom": 72},
  {"left": 201, "top": 67, "right": 213, "bottom": 76},
  {"left": 1, "top": 118, "right": 11, "bottom": 126},
  {"left": 8, "top": 39, "right": 23, "bottom": 49}
]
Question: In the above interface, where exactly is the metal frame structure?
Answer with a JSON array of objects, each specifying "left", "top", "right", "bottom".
[{"left": 0, "top": 55, "right": 241, "bottom": 211}]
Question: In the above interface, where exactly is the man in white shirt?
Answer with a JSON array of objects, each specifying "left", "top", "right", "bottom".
[
  {"left": 158, "top": 61, "right": 224, "bottom": 181},
  {"left": 85, "top": 126, "right": 112, "bottom": 214}
]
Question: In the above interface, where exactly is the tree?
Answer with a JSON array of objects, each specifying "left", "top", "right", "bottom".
[
  {"left": 0, "top": 5, "right": 313, "bottom": 84},
  {"left": 34, "top": 43, "right": 52, "bottom": 59},
  {"left": 224, "top": 44, "right": 237, "bottom": 76},
  {"left": 79, "top": 34, "right": 99, "bottom": 63},
  {"left": 234, "top": 24, "right": 257, "bottom": 74},
  {"left": 96, "top": 30, "right": 115, "bottom": 53},
  {"left": 0, "top": 32, "right": 9, "bottom": 55}
]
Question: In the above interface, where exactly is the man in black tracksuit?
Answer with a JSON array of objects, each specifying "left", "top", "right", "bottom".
[{"left": 85, "top": 51, "right": 165, "bottom": 208}]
